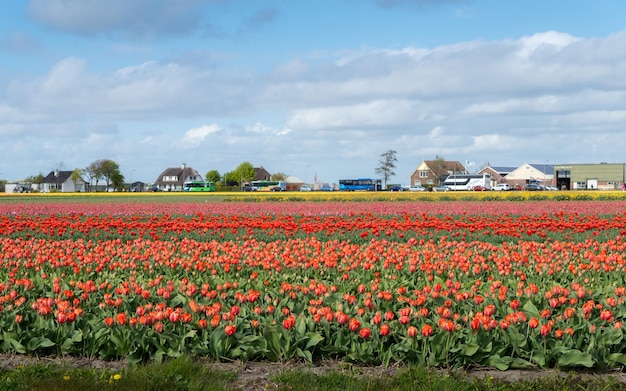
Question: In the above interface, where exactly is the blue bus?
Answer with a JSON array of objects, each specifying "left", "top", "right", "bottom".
[{"left": 339, "top": 178, "right": 382, "bottom": 191}]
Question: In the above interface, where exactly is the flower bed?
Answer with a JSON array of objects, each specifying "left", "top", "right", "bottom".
[{"left": 0, "top": 200, "right": 625, "bottom": 369}]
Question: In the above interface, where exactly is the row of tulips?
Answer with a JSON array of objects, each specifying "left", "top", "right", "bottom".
[
  {"left": 2, "top": 199, "right": 626, "bottom": 216},
  {"left": 0, "top": 201, "right": 625, "bottom": 369}
]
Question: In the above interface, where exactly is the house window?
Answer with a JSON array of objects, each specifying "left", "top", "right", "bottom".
[
  {"left": 419, "top": 171, "right": 429, "bottom": 178},
  {"left": 163, "top": 175, "right": 178, "bottom": 182}
]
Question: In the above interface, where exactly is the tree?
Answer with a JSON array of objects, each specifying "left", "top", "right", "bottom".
[
  {"left": 25, "top": 173, "right": 45, "bottom": 185},
  {"left": 234, "top": 162, "right": 256, "bottom": 184},
  {"left": 99, "top": 160, "right": 123, "bottom": 189},
  {"left": 70, "top": 168, "right": 84, "bottom": 192},
  {"left": 223, "top": 171, "right": 239, "bottom": 186},
  {"left": 85, "top": 159, "right": 123, "bottom": 191},
  {"left": 433, "top": 155, "right": 447, "bottom": 185},
  {"left": 375, "top": 150, "right": 397, "bottom": 189},
  {"left": 109, "top": 171, "right": 125, "bottom": 191},
  {"left": 85, "top": 161, "right": 102, "bottom": 191},
  {"left": 271, "top": 172, "right": 287, "bottom": 181},
  {"left": 205, "top": 170, "right": 221, "bottom": 183}
]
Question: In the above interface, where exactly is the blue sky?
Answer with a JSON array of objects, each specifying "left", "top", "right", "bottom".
[{"left": 2, "top": 0, "right": 626, "bottom": 185}]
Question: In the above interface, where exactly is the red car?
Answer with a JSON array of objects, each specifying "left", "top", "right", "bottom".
[{"left": 472, "top": 185, "right": 488, "bottom": 191}]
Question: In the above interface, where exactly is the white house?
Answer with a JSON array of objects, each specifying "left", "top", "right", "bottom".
[
  {"left": 42, "top": 170, "right": 87, "bottom": 192},
  {"left": 504, "top": 163, "right": 554, "bottom": 188}
]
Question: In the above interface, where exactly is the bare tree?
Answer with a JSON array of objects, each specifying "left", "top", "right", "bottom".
[
  {"left": 375, "top": 150, "right": 397, "bottom": 189},
  {"left": 84, "top": 162, "right": 100, "bottom": 191}
]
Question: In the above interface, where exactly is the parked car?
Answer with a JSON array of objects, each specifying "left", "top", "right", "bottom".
[
  {"left": 432, "top": 186, "right": 451, "bottom": 192},
  {"left": 492, "top": 183, "right": 512, "bottom": 191},
  {"left": 320, "top": 185, "right": 334, "bottom": 191},
  {"left": 270, "top": 186, "right": 284, "bottom": 192},
  {"left": 243, "top": 185, "right": 256, "bottom": 192},
  {"left": 545, "top": 186, "right": 559, "bottom": 191},
  {"left": 472, "top": 185, "right": 488, "bottom": 191},
  {"left": 408, "top": 185, "right": 426, "bottom": 192},
  {"left": 525, "top": 183, "right": 544, "bottom": 191},
  {"left": 389, "top": 185, "right": 403, "bottom": 192},
  {"left": 300, "top": 185, "right": 312, "bottom": 192},
  {"left": 16, "top": 184, "right": 32, "bottom": 193}
]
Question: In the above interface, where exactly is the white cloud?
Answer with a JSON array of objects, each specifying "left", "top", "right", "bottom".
[
  {"left": 182, "top": 124, "right": 221, "bottom": 147},
  {"left": 517, "top": 31, "right": 581, "bottom": 59},
  {"left": 246, "top": 122, "right": 291, "bottom": 136},
  {"left": 4, "top": 21, "right": 626, "bottom": 183},
  {"left": 429, "top": 126, "right": 444, "bottom": 139}
]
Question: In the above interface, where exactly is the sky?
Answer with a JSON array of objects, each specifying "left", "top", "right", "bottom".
[{"left": 2, "top": 0, "right": 626, "bottom": 185}]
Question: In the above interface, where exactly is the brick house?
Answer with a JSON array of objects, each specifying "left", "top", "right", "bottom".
[
  {"left": 477, "top": 165, "right": 517, "bottom": 186},
  {"left": 409, "top": 160, "right": 466, "bottom": 187},
  {"left": 253, "top": 166, "right": 272, "bottom": 181}
]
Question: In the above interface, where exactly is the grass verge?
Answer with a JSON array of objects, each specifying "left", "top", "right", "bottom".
[{"left": 0, "top": 357, "right": 624, "bottom": 391}]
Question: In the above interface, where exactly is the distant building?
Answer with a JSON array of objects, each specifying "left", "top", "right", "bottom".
[
  {"left": 154, "top": 163, "right": 203, "bottom": 191},
  {"left": 410, "top": 160, "right": 466, "bottom": 187},
  {"left": 478, "top": 165, "right": 517, "bottom": 186},
  {"left": 253, "top": 166, "right": 272, "bottom": 181},
  {"left": 504, "top": 163, "right": 554, "bottom": 189},
  {"left": 554, "top": 162, "right": 626, "bottom": 190},
  {"left": 284, "top": 176, "right": 304, "bottom": 191},
  {"left": 41, "top": 170, "right": 86, "bottom": 192}
]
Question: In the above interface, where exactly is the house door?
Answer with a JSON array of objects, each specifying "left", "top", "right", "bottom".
[{"left": 587, "top": 179, "right": 598, "bottom": 190}]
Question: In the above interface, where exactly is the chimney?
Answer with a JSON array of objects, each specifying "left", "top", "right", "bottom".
[{"left": 181, "top": 163, "right": 186, "bottom": 170}]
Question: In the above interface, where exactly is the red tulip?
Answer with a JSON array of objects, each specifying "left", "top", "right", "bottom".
[
  {"left": 283, "top": 316, "right": 295, "bottom": 330},
  {"left": 225, "top": 325, "right": 237, "bottom": 336},
  {"left": 349, "top": 318, "right": 361, "bottom": 332}
]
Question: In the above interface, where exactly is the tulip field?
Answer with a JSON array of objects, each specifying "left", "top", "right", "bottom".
[{"left": 1, "top": 196, "right": 626, "bottom": 370}]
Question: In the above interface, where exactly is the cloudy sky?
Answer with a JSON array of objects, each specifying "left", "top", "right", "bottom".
[{"left": 2, "top": 0, "right": 626, "bottom": 185}]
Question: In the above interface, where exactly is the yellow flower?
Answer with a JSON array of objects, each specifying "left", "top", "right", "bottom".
[{"left": 63, "top": 375, "right": 71, "bottom": 381}]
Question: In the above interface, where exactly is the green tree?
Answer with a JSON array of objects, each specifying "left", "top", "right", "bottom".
[
  {"left": 109, "top": 171, "right": 125, "bottom": 191},
  {"left": 85, "top": 159, "right": 123, "bottom": 191},
  {"left": 70, "top": 168, "right": 84, "bottom": 192},
  {"left": 271, "top": 172, "right": 287, "bottom": 181},
  {"left": 223, "top": 171, "right": 239, "bottom": 186},
  {"left": 25, "top": 173, "right": 45, "bottom": 185},
  {"left": 375, "top": 150, "right": 397, "bottom": 189},
  {"left": 205, "top": 170, "right": 221, "bottom": 183},
  {"left": 99, "top": 159, "right": 123, "bottom": 189},
  {"left": 234, "top": 162, "right": 256, "bottom": 184}
]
